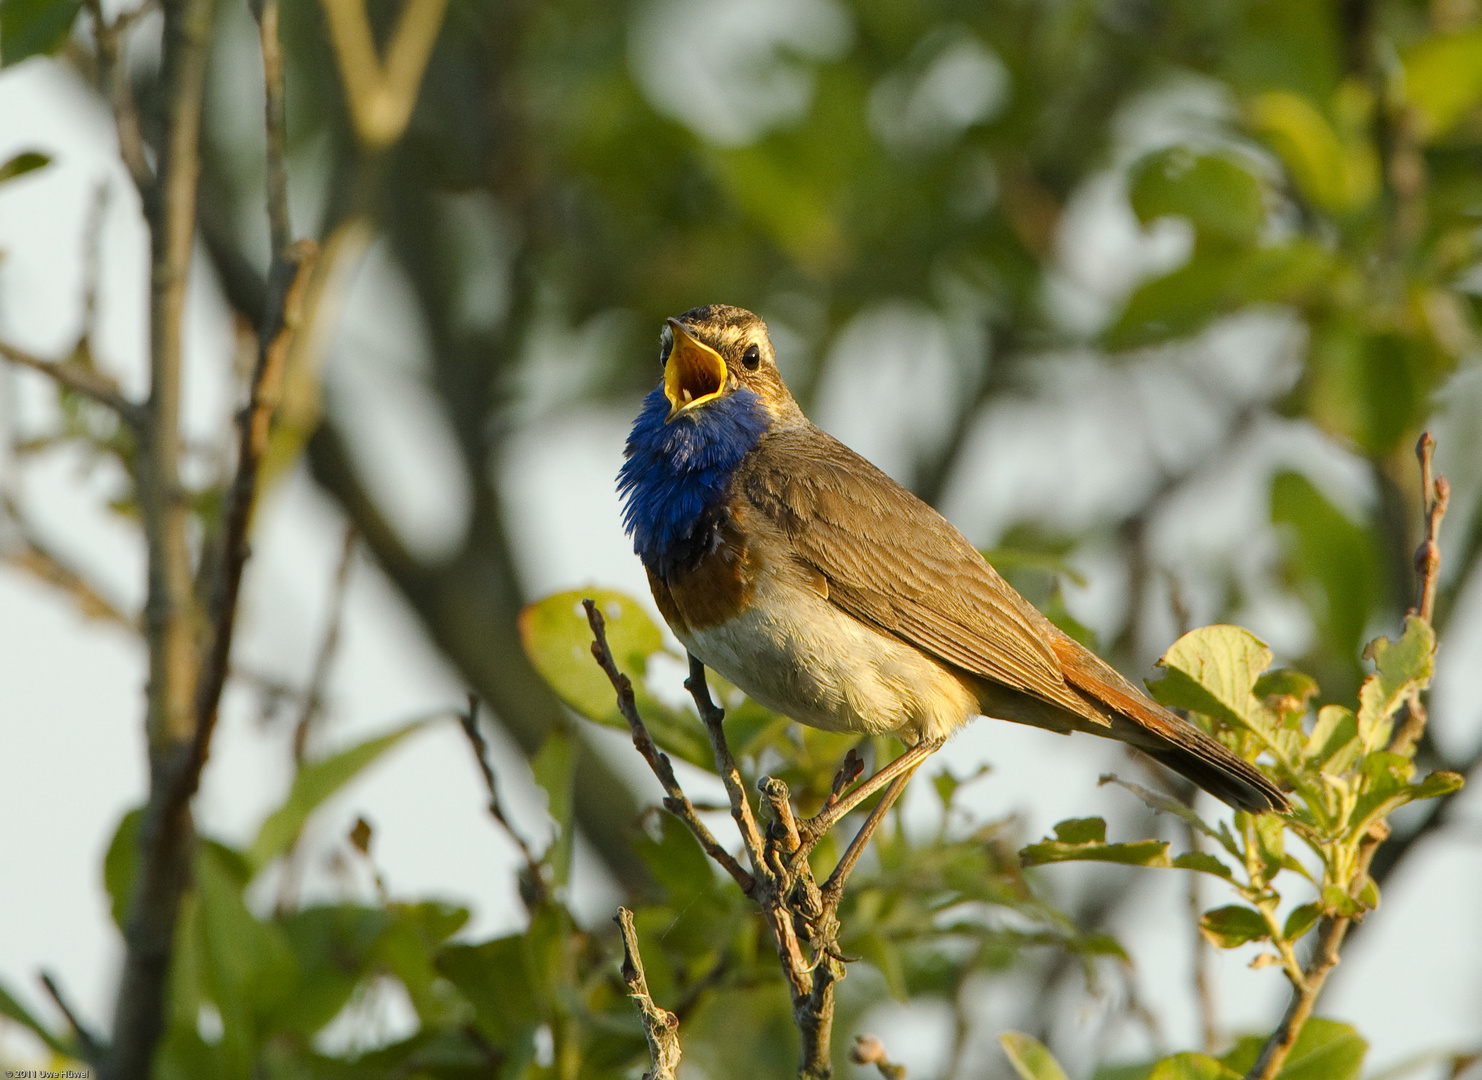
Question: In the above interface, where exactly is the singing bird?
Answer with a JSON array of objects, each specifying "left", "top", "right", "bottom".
[{"left": 618, "top": 305, "right": 1287, "bottom": 814}]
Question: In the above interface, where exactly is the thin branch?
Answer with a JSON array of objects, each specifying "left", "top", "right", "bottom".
[
  {"left": 852, "top": 1033, "right": 909, "bottom": 1080},
  {"left": 291, "top": 522, "right": 357, "bottom": 763},
  {"left": 616, "top": 907, "right": 682, "bottom": 1080},
  {"left": 582, "top": 601, "right": 754, "bottom": 892},
  {"left": 106, "top": 0, "right": 219, "bottom": 1073},
  {"left": 0, "top": 339, "right": 141, "bottom": 424},
  {"left": 460, "top": 694, "right": 551, "bottom": 910},
  {"left": 40, "top": 970, "right": 107, "bottom": 1066},
  {"left": 1245, "top": 432, "right": 1450, "bottom": 1080},
  {"left": 251, "top": 0, "right": 292, "bottom": 256},
  {"left": 684, "top": 653, "right": 767, "bottom": 865},
  {"left": 318, "top": 0, "right": 451, "bottom": 151},
  {"left": 84, "top": 0, "right": 156, "bottom": 191}
]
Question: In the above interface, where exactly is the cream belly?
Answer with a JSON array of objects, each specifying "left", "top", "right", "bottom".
[{"left": 673, "top": 573, "right": 978, "bottom": 744}]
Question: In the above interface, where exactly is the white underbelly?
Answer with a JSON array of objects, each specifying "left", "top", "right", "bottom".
[{"left": 676, "top": 579, "right": 977, "bottom": 743}]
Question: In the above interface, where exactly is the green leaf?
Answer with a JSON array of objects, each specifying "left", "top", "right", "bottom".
[
  {"left": 1247, "top": 90, "right": 1378, "bottom": 213},
  {"left": 1129, "top": 147, "right": 1265, "bottom": 246},
  {"left": 0, "top": 982, "right": 71, "bottom": 1056},
  {"left": 1283, "top": 902, "right": 1321, "bottom": 941},
  {"left": 1173, "top": 851, "right": 1234, "bottom": 880},
  {"left": 1199, "top": 905, "right": 1269, "bottom": 948},
  {"left": 1149, "top": 624, "right": 1275, "bottom": 737},
  {"left": 1053, "top": 816, "right": 1106, "bottom": 844},
  {"left": 1404, "top": 29, "right": 1482, "bottom": 141},
  {"left": 1253, "top": 813, "right": 1286, "bottom": 882},
  {"left": 519, "top": 589, "right": 712, "bottom": 766},
  {"left": 1148, "top": 1053, "right": 1241, "bottom": 1080},
  {"left": 1000, "top": 1031, "right": 1072, "bottom": 1080},
  {"left": 248, "top": 717, "right": 434, "bottom": 872},
  {"left": 1304, "top": 705, "right": 1360, "bottom": 772},
  {"left": 1255, "top": 669, "right": 1320, "bottom": 721},
  {"left": 1357, "top": 617, "right": 1436, "bottom": 753},
  {"left": 105, "top": 806, "right": 144, "bottom": 930},
  {"left": 532, "top": 727, "right": 577, "bottom": 887},
  {"left": 0, "top": 150, "right": 50, "bottom": 184},
  {"left": 1021, "top": 818, "right": 1172, "bottom": 868},
  {"left": 1, "top": 0, "right": 82, "bottom": 65},
  {"left": 1221, "top": 1019, "right": 1367, "bottom": 1080}
]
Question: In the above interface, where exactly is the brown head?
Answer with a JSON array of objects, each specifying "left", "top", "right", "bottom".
[{"left": 660, "top": 304, "right": 805, "bottom": 427}]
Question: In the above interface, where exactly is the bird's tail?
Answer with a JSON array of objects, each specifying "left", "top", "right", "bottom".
[{"left": 1050, "top": 635, "right": 1289, "bottom": 814}]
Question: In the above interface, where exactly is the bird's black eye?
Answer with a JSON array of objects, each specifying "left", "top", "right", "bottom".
[
  {"left": 742, "top": 343, "right": 760, "bottom": 370},
  {"left": 659, "top": 325, "right": 674, "bottom": 366}
]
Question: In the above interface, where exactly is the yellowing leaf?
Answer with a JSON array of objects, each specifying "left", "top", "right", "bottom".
[
  {"left": 1247, "top": 90, "right": 1377, "bottom": 213},
  {"left": 1000, "top": 1032, "right": 1071, "bottom": 1080},
  {"left": 1357, "top": 616, "right": 1436, "bottom": 753},
  {"left": 1404, "top": 29, "right": 1482, "bottom": 141},
  {"left": 1150, "top": 624, "right": 1275, "bottom": 737}
]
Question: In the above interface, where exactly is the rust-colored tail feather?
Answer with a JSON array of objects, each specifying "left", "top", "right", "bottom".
[{"left": 1050, "top": 635, "right": 1289, "bottom": 814}]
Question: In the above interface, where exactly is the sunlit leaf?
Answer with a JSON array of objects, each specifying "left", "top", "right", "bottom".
[
  {"left": 1357, "top": 617, "right": 1435, "bottom": 752},
  {"left": 1403, "top": 29, "right": 1482, "bottom": 141},
  {"left": 1149, "top": 1053, "right": 1241, "bottom": 1080},
  {"left": 1221, "top": 1019, "right": 1367, "bottom": 1080},
  {"left": 1000, "top": 1031, "right": 1071, "bottom": 1080},
  {"left": 1247, "top": 90, "right": 1377, "bottom": 213},
  {"left": 1149, "top": 624, "right": 1274, "bottom": 738},
  {"left": 1173, "top": 851, "right": 1234, "bottom": 880},
  {"left": 519, "top": 589, "right": 712, "bottom": 766}
]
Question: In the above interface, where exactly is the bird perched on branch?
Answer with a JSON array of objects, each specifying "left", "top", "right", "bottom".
[{"left": 618, "top": 304, "right": 1288, "bottom": 816}]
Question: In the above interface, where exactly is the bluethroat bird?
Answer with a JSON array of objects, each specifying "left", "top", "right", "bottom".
[{"left": 618, "top": 304, "right": 1288, "bottom": 827}]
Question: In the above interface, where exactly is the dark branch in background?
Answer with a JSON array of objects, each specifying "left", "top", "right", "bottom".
[
  {"left": 460, "top": 695, "right": 552, "bottom": 911},
  {"left": 1246, "top": 433, "right": 1450, "bottom": 1080},
  {"left": 584, "top": 603, "right": 753, "bottom": 892},
  {"left": 585, "top": 600, "right": 942, "bottom": 1080},
  {"left": 81, "top": 0, "right": 156, "bottom": 191},
  {"left": 0, "top": 340, "right": 142, "bottom": 425},
  {"left": 616, "top": 907, "right": 683, "bottom": 1080},
  {"left": 292, "top": 523, "right": 357, "bottom": 763},
  {"left": 105, "top": 0, "right": 218, "bottom": 1072}
]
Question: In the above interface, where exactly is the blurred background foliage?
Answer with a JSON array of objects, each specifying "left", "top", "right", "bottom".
[{"left": 3, "top": 0, "right": 1482, "bottom": 1075}]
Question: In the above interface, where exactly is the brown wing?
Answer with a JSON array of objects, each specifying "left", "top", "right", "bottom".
[{"left": 739, "top": 424, "right": 1110, "bottom": 727}]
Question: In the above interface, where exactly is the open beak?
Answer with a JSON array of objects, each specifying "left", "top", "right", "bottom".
[{"left": 663, "top": 318, "right": 729, "bottom": 421}]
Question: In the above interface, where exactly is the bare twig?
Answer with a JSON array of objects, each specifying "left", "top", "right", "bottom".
[
  {"left": 40, "top": 970, "right": 106, "bottom": 1066},
  {"left": 318, "top": 0, "right": 451, "bottom": 151},
  {"left": 1245, "top": 432, "right": 1450, "bottom": 1080},
  {"left": 252, "top": 0, "right": 292, "bottom": 256},
  {"left": 852, "top": 1033, "right": 909, "bottom": 1080},
  {"left": 684, "top": 653, "right": 768, "bottom": 865},
  {"left": 616, "top": 907, "right": 682, "bottom": 1080},
  {"left": 582, "top": 601, "right": 754, "bottom": 892},
  {"left": 84, "top": 0, "right": 156, "bottom": 191},
  {"left": 460, "top": 694, "right": 551, "bottom": 910},
  {"left": 0, "top": 339, "right": 141, "bottom": 424},
  {"left": 291, "top": 523, "right": 357, "bottom": 763}
]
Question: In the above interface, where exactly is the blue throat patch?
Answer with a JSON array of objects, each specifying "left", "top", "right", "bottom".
[{"left": 618, "top": 384, "right": 770, "bottom": 577}]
